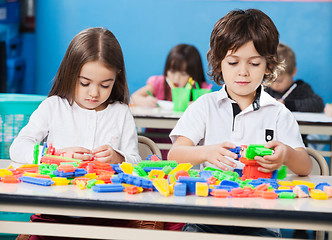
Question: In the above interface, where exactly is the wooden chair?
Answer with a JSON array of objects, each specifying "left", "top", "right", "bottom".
[
  {"left": 306, "top": 147, "right": 329, "bottom": 176},
  {"left": 287, "top": 147, "right": 329, "bottom": 176},
  {"left": 137, "top": 135, "right": 162, "bottom": 161}
]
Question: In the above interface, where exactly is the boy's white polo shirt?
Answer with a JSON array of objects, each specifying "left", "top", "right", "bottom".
[{"left": 170, "top": 85, "right": 305, "bottom": 170}]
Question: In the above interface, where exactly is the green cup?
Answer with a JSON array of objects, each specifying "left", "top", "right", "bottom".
[
  {"left": 192, "top": 88, "right": 211, "bottom": 101},
  {"left": 171, "top": 88, "right": 191, "bottom": 112}
]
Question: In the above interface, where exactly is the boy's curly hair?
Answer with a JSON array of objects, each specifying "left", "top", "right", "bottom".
[{"left": 207, "top": 9, "right": 284, "bottom": 85}]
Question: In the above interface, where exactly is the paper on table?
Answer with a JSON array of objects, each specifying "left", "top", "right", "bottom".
[{"left": 157, "top": 100, "right": 174, "bottom": 110}]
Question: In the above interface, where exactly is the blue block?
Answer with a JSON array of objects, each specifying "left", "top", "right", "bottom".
[
  {"left": 274, "top": 189, "right": 293, "bottom": 194},
  {"left": 109, "top": 164, "right": 123, "bottom": 173},
  {"left": 19, "top": 176, "right": 54, "bottom": 186},
  {"left": 174, "top": 183, "right": 187, "bottom": 196},
  {"left": 143, "top": 167, "right": 164, "bottom": 172},
  {"left": 315, "top": 182, "right": 330, "bottom": 191},
  {"left": 92, "top": 184, "right": 125, "bottom": 193},
  {"left": 178, "top": 176, "right": 206, "bottom": 194},
  {"left": 74, "top": 168, "right": 87, "bottom": 177},
  {"left": 199, "top": 171, "right": 213, "bottom": 180},
  {"left": 297, "top": 185, "right": 309, "bottom": 195},
  {"left": 215, "top": 185, "right": 232, "bottom": 192},
  {"left": 219, "top": 179, "right": 240, "bottom": 189},
  {"left": 53, "top": 170, "right": 74, "bottom": 178}
]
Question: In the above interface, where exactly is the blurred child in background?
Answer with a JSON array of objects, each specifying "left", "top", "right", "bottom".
[
  {"left": 265, "top": 43, "right": 324, "bottom": 112},
  {"left": 130, "top": 44, "right": 211, "bottom": 161},
  {"left": 131, "top": 44, "right": 211, "bottom": 107}
]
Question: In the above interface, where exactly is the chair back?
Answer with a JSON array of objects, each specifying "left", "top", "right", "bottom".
[
  {"left": 306, "top": 147, "right": 329, "bottom": 176},
  {"left": 138, "top": 136, "right": 162, "bottom": 161},
  {"left": 287, "top": 147, "right": 329, "bottom": 176}
]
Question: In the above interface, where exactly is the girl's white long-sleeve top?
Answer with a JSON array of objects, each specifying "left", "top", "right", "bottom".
[{"left": 10, "top": 96, "right": 141, "bottom": 164}]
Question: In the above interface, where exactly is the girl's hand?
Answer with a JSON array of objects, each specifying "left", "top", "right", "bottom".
[
  {"left": 202, "top": 142, "right": 238, "bottom": 171},
  {"left": 58, "top": 147, "right": 92, "bottom": 161},
  {"left": 254, "top": 140, "right": 286, "bottom": 172},
  {"left": 92, "top": 145, "right": 124, "bottom": 163},
  {"left": 144, "top": 95, "right": 159, "bottom": 108}
]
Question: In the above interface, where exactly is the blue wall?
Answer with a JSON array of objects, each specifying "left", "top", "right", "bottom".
[{"left": 35, "top": 0, "right": 332, "bottom": 103}]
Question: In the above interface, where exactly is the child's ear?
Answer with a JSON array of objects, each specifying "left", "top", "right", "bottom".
[{"left": 291, "top": 67, "right": 297, "bottom": 78}]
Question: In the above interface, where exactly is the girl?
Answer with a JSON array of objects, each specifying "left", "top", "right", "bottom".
[
  {"left": 11, "top": 27, "right": 163, "bottom": 240},
  {"left": 10, "top": 27, "right": 140, "bottom": 165},
  {"left": 131, "top": 44, "right": 211, "bottom": 107},
  {"left": 168, "top": 9, "right": 312, "bottom": 236}
]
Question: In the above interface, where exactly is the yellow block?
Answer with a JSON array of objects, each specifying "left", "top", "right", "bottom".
[
  {"left": 52, "top": 177, "right": 70, "bottom": 185},
  {"left": 120, "top": 162, "right": 134, "bottom": 174},
  {"left": 0, "top": 169, "right": 13, "bottom": 177},
  {"left": 196, "top": 182, "right": 209, "bottom": 197},
  {"left": 148, "top": 170, "right": 165, "bottom": 179},
  {"left": 292, "top": 180, "right": 315, "bottom": 189},
  {"left": 84, "top": 173, "right": 97, "bottom": 179},
  {"left": 153, "top": 178, "right": 170, "bottom": 197},
  {"left": 168, "top": 163, "right": 192, "bottom": 175},
  {"left": 278, "top": 181, "right": 295, "bottom": 186},
  {"left": 310, "top": 189, "right": 328, "bottom": 200},
  {"left": 76, "top": 180, "right": 87, "bottom": 190}
]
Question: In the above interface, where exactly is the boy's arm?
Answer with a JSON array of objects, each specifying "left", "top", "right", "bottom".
[{"left": 168, "top": 136, "right": 238, "bottom": 171}]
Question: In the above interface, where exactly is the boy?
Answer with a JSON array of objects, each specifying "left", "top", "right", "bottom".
[
  {"left": 265, "top": 43, "right": 324, "bottom": 112},
  {"left": 168, "top": 9, "right": 312, "bottom": 237}
]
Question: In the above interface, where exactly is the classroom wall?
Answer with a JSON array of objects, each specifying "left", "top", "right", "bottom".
[{"left": 35, "top": 0, "right": 332, "bottom": 103}]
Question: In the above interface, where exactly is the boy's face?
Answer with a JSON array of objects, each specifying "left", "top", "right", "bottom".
[
  {"left": 221, "top": 41, "right": 267, "bottom": 104},
  {"left": 269, "top": 73, "right": 294, "bottom": 93},
  {"left": 75, "top": 61, "right": 116, "bottom": 111}
]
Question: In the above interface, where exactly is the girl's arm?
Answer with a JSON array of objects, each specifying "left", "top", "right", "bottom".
[
  {"left": 168, "top": 136, "right": 238, "bottom": 171},
  {"left": 130, "top": 84, "right": 158, "bottom": 107}
]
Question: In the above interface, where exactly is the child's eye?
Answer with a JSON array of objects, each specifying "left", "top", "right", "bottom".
[
  {"left": 251, "top": 63, "right": 260, "bottom": 66},
  {"left": 80, "top": 82, "right": 89, "bottom": 87},
  {"left": 228, "top": 62, "right": 238, "bottom": 65},
  {"left": 101, "top": 85, "right": 110, "bottom": 89},
  {"left": 181, "top": 72, "right": 188, "bottom": 77}
]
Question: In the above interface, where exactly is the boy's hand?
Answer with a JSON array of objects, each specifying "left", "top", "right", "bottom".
[
  {"left": 254, "top": 140, "right": 286, "bottom": 172},
  {"left": 58, "top": 147, "right": 92, "bottom": 161},
  {"left": 204, "top": 142, "right": 238, "bottom": 171}
]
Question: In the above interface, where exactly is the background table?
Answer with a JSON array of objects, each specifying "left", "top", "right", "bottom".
[{"left": 0, "top": 175, "right": 331, "bottom": 239}]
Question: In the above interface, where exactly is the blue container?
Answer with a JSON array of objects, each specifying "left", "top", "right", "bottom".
[
  {"left": 0, "top": 93, "right": 46, "bottom": 159},
  {"left": 6, "top": 57, "right": 25, "bottom": 93}
]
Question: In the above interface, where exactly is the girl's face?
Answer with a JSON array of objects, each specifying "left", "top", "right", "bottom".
[
  {"left": 75, "top": 61, "right": 116, "bottom": 111},
  {"left": 221, "top": 41, "right": 267, "bottom": 104},
  {"left": 166, "top": 69, "right": 190, "bottom": 88}
]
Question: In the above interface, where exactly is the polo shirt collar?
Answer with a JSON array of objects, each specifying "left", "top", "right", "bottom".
[{"left": 217, "top": 84, "right": 276, "bottom": 110}]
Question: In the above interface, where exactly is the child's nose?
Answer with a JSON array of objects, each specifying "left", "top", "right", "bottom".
[
  {"left": 238, "top": 63, "right": 249, "bottom": 77},
  {"left": 89, "top": 86, "right": 99, "bottom": 98}
]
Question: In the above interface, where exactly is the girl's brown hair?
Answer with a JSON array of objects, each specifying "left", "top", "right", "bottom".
[
  {"left": 207, "top": 9, "right": 283, "bottom": 85},
  {"left": 163, "top": 44, "right": 207, "bottom": 100},
  {"left": 49, "top": 27, "right": 129, "bottom": 105}
]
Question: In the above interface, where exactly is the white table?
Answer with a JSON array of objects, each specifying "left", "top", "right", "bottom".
[{"left": 0, "top": 175, "right": 331, "bottom": 239}]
